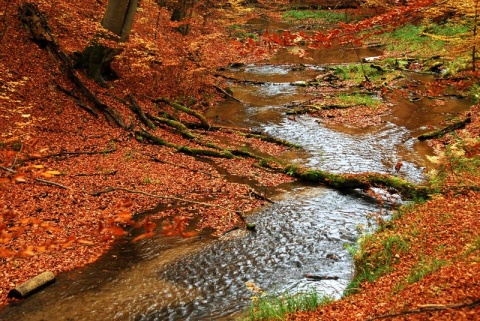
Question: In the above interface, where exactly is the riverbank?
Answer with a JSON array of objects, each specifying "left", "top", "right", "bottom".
[{"left": 287, "top": 106, "right": 480, "bottom": 320}]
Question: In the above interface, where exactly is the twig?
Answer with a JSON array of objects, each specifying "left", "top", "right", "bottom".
[
  {"left": 26, "top": 149, "right": 117, "bottom": 161},
  {"left": 213, "top": 85, "right": 243, "bottom": 103},
  {"left": 146, "top": 154, "right": 220, "bottom": 178},
  {"left": 1, "top": 166, "right": 68, "bottom": 189},
  {"left": 367, "top": 299, "right": 480, "bottom": 320},
  {"left": 34, "top": 178, "right": 69, "bottom": 189},
  {"left": 0, "top": 165, "right": 15, "bottom": 173}
]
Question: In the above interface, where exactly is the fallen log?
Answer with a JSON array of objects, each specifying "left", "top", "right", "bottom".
[
  {"left": 284, "top": 165, "right": 431, "bottom": 199},
  {"left": 8, "top": 271, "right": 55, "bottom": 299},
  {"left": 418, "top": 117, "right": 471, "bottom": 140}
]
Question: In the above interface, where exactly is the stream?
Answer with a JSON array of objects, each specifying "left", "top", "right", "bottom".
[{"left": 0, "top": 36, "right": 472, "bottom": 321}]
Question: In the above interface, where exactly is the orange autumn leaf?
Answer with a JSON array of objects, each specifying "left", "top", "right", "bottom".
[
  {"left": 132, "top": 232, "right": 155, "bottom": 242},
  {"left": 14, "top": 173, "right": 27, "bottom": 182},
  {"left": 0, "top": 248, "right": 17, "bottom": 258},
  {"left": 45, "top": 170, "right": 62, "bottom": 176},
  {"left": 144, "top": 218, "right": 156, "bottom": 233},
  {"left": 114, "top": 211, "right": 134, "bottom": 225},
  {"left": 77, "top": 239, "right": 95, "bottom": 246},
  {"left": 119, "top": 198, "right": 133, "bottom": 208},
  {"left": 19, "top": 246, "right": 36, "bottom": 257},
  {"left": 106, "top": 226, "right": 127, "bottom": 236}
]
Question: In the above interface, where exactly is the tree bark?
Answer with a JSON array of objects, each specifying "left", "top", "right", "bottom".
[
  {"left": 102, "top": 0, "right": 138, "bottom": 42},
  {"left": 74, "top": 0, "right": 138, "bottom": 85}
]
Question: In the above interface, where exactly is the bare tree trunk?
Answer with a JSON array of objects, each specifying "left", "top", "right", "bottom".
[
  {"left": 102, "top": 0, "right": 138, "bottom": 42},
  {"left": 74, "top": 0, "right": 139, "bottom": 86},
  {"left": 473, "top": 0, "right": 478, "bottom": 71}
]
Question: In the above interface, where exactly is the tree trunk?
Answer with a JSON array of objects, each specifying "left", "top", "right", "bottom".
[
  {"left": 74, "top": 0, "right": 138, "bottom": 86},
  {"left": 102, "top": 0, "right": 138, "bottom": 42}
]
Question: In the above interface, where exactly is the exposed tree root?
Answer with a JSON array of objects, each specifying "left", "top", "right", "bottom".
[
  {"left": 146, "top": 113, "right": 196, "bottom": 139},
  {"left": 18, "top": 3, "right": 127, "bottom": 129},
  {"left": 128, "top": 94, "right": 156, "bottom": 130},
  {"left": 134, "top": 130, "right": 235, "bottom": 158},
  {"left": 151, "top": 97, "right": 210, "bottom": 128}
]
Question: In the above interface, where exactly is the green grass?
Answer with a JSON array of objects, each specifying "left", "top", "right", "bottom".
[
  {"left": 380, "top": 22, "right": 471, "bottom": 56},
  {"left": 247, "top": 291, "right": 332, "bottom": 320},
  {"left": 345, "top": 233, "right": 410, "bottom": 295},
  {"left": 336, "top": 93, "right": 381, "bottom": 108},
  {"left": 332, "top": 64, "right": 385, "bottom": 83},
  {"left": 429, "top": 140, "right": 480, "bottom": 188},
  {"left": 283, "top": 10, "right": 347, "bottom": 24},
  {"left": 424, "top": 22, "right": 471, "bottom": 37},
  {"left": 406, "top": 257, "right": 448, "bottom": 284},
  {"left": 227, "top": 24, "right": 257, "bottom": 40}
]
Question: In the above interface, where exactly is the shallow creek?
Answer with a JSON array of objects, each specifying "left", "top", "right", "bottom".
[{"left": 1, "top": 53, "right": 472, "bottom": 320}]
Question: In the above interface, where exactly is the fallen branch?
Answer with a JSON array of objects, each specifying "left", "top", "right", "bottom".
[
  {"left": 91, "top": 186, "right": 248, "bottom": 226},
  {"left": 214, "top": 84, "right": 243, "bottom": 102},
  {"left": 34, "top": 178, "right": 69, "bottom": 189},
  {"left": 214, "top": 73, "right": 267, "bottom": 85},
  {"left": 1, "top": 166, "right": 68, "bottom": 189},
  {"left": 146, "top": 154, "right": 220, "bottom": 178},
  {"left": 367, "top": 299, "right": 480, "bottom": 320},
  {"left": 305, "top": 274, "right": 339, "bottom": 281},
  {"left": 418, "top": 117, "right": 471, "bottom": 140},
  {"left": 23, "top": 149, "right": 117, "bottom": 161}
]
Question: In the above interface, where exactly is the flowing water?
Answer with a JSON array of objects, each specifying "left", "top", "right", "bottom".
[{"left": 0, "top": 47, "right": 472, "bottom": 321}]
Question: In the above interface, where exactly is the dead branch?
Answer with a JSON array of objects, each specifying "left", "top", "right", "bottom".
[
  {"left": 91, "top": 186, "right": 249, "bottom": 225},
  {"left": 367, "top": 299, "right": 480, "bottom": 320},
  {"left": 1, "top": 165, "right": 68, "bottom": 189},
  {"left": 0, "top": 165, "right": 16, "bottom": 173},
  {"left": 418, "top": 117, "right": 471, "bottom": 140},
  {"left": 213, "top": 84, "right": 243, "bottom": 102},
  {"left": 34, "top": 178, "right": 69, "bottom": 189},
  {"left": 146, "top": 154, "right": 220, "bottom": 178},
  {"left": 23, "top": 149, "right": 117, "bottom": 161}
]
